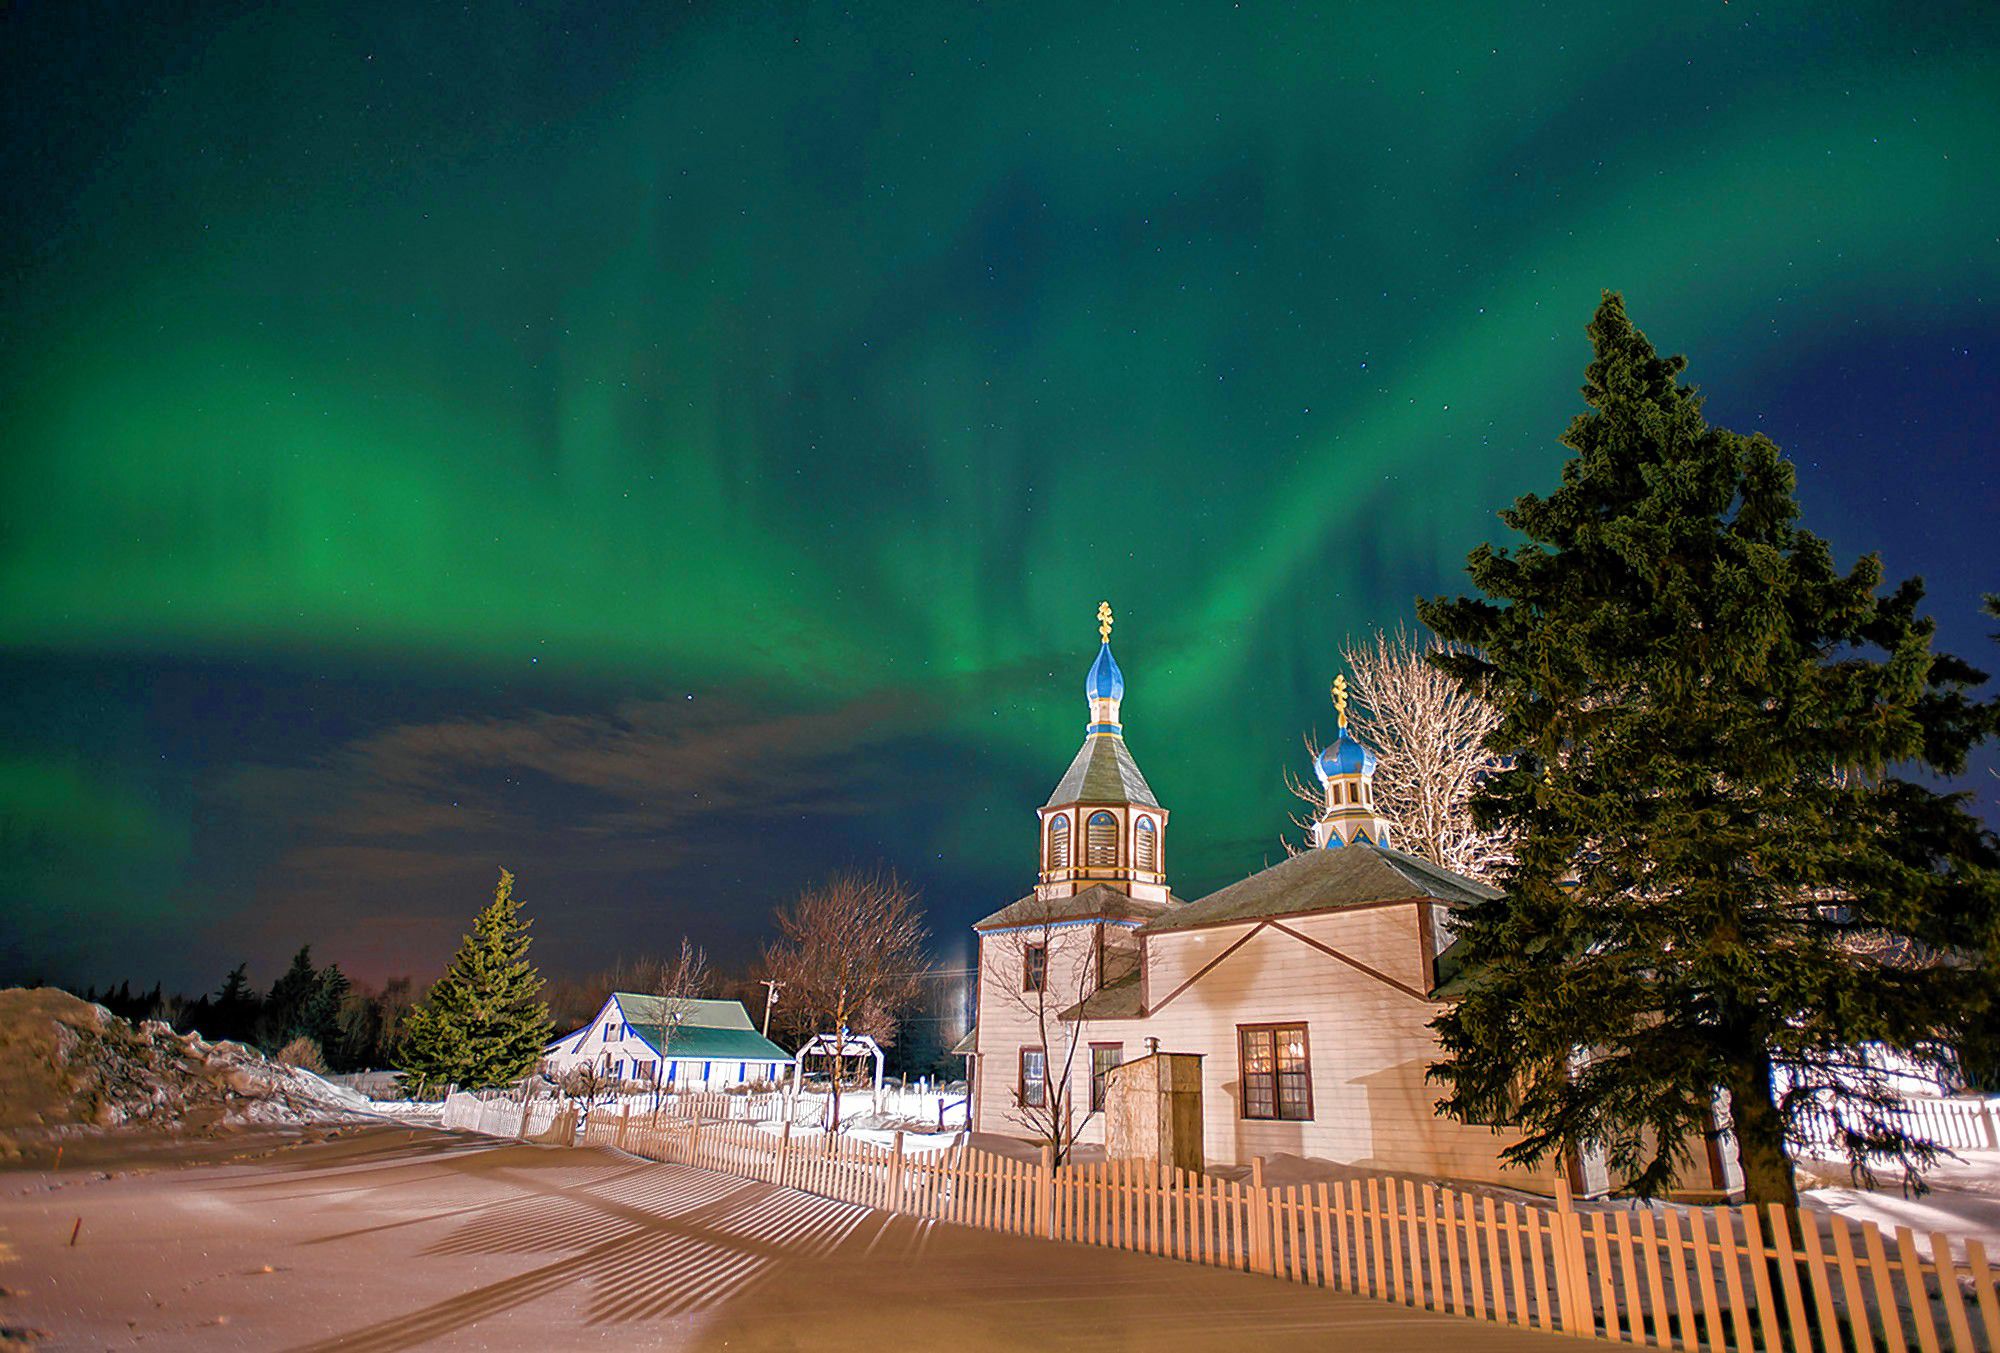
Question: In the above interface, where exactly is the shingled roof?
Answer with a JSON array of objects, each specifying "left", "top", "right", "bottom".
[
  {"left": 1059, "top": 969, "right": 1145, "bottom": 1021},
  {"left": 1143, "top": 842, "right": 1500, "bottom": 934},
  {"left": 974, "top": 883, "right": 1177, "bottom": 931},
  {"left": 1043, "top": 734, "right": 1160, "bottom": 808}
]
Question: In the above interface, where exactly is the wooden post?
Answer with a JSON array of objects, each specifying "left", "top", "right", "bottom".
[
  {"left": 1250, "top": 1157, "right": 1273, "bottom": 1277},
  {"left": 889, "top": 1131, "right": 907, "bottom": 1214},
  {"left": 517, "top": 1096, "right": 532, "bottom": 1139},
  {"left": 1550, "top": 1174, "right": 1588, "bottom": 1336},
  {"left": 1038, "top": 1142, "right": 1056, "bottom": 1240},
  {"left": 779, "top": 1120, "right": 793, "bottom": 1189},
  {"left": 617, "top": 1104, "right": 631, "bottom": 1150},
  {"left": 689, "top": 1116, "right": 703, "bottom": 1169}
]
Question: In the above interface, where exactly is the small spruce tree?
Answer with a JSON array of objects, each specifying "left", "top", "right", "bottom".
[
  {"left": 398, "top": 869, "right": 553, "bottom": 1093},
  {"left": 1420, "top": 292, "right": 1998, "bottom": 1207},
  {"left": 209, "top": 962, "right": 260, "bottom": 1043}
]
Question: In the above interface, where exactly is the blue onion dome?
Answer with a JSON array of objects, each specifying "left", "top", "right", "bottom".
[
  {"left": 1315, "top": 726, "right": 1376, "bottom": 782},
  {"left": 1086, "top": 641, "right": 1125, "bottom": 703}
]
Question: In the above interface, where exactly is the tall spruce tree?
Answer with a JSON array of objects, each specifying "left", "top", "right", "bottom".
[
  {"left": 1420, "top": 292, "right": 1998, "bottom": 1206},
  {"left": 298, "top": 964, "right": 350, "bottom": 1067},
  {"left": 398, "top": 869, "right": 553, "bottom": 1092},
  {"left": 261, "top": 946, "right": 319, "bottom": 1049}
]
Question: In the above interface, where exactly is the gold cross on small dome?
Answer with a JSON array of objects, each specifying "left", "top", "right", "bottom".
[
  {"left": 1332, "top": 674, "right": 1350, "bottom": 729},
  {"left": 1097, "top": 600, "right": 1114, "bottom": 643}
]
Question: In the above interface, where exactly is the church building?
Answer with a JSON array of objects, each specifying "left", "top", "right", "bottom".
[{"left": 960, "top": 604, "right": 1549, "bottom": 1187}]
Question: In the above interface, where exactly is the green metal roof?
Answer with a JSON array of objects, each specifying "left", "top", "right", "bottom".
[
  {"left": 609, "top": 993, "right": 790, "bottom": 1062},
  {"left": 1043, "top": 734, "right": 1160, "bottom": 808}
]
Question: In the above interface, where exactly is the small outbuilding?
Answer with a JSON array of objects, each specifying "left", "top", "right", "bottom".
[{"left": 543, "top": 993, "right": 791, "bottom": 1091}]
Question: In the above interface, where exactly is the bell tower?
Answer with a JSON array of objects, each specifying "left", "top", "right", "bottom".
[
  {"left": 1311, "top": 675, "right": 1395, "bottom": 849},
  {"left": 1036, "top": 603, "right": 1170, "bottom": 902}
]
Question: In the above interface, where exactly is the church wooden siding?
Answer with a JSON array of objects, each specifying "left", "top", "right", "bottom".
[
  {"left": 1133, "top": 904, "right": 1542, "bottom": 1186},
  {"left": 972, "top": 922, "right": 1115, "bottom": 1147}
]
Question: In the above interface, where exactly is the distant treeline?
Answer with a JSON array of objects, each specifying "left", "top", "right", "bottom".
[
  {"left": 81, "top": 946, "right": 416, "bottom": 1074},
  {"left": 77, "top": 947, "right": 973, "bottom": 1080}
]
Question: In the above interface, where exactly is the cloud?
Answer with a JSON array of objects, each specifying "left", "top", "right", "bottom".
[{"left": 206, "top": 686, "right": 953, "bottom": 980}]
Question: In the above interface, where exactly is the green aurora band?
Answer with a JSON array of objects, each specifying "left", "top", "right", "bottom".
[{"left": 2, "top": 3, "right": 1995, "bottom": 983}]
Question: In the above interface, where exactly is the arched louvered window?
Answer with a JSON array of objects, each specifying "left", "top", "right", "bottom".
[
  {"left": 1134, "top": 815, "right": 1157, "bottom": 871},
  {"left": 1046, "top": 814, "right": 1071, "bottom": 870},
  {"left": 1086, "top": 811, "right": 1119, "bottom": 867}
]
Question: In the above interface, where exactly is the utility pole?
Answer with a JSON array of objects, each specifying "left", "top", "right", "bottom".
[{"left": 760, "top": 979, "right": 783, "bottom": 1038}]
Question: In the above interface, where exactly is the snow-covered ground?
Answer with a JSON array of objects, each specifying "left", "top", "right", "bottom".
[
  {"left": 1800, "top": 1148, "right": 2000, "bottom": 1260},
  {"left": 360, "top": 1098, "right": 445, "bottom": 1123}
]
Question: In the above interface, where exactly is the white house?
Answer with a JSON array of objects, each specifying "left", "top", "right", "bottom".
[
  {"left": 960, "top": 606, "right": 1740, "bottom": 1195},
  {"left": 544, "top": 993, "right": 791, "bottom": 1091}
]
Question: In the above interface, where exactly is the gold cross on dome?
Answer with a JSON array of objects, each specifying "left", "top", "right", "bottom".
[
  {"left": 1097, "top": 600, "right": 1114, "bottom": 643},
  {"left": 1332, "top": 674, "right": 1350, "bottom": 729}
]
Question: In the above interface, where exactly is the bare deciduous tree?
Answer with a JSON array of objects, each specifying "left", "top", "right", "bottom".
[
  {"left": 1289, "top": 624, "right": 1512, "bottom": 880},
  {"left": 762, "top": 869, "right": 928, "bottom": 1131},
  {"left": 651, "top": 935, "right": 712, "bottom": 1098},
  {"left": 987, "top": 900, "right": 1106, "bottom": 1164}
]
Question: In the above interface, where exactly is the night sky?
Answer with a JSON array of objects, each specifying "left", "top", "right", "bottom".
[{"left": 3, "top": 3, "right": 1995, "bottom": 995}]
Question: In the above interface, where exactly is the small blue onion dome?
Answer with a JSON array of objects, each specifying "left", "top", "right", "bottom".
[
  {"left": 1086, "top": 642, "right": 1125, "bottom": 702},
  {"left": 1315, "top": 726, "right": 1376, "bottom": 782}
]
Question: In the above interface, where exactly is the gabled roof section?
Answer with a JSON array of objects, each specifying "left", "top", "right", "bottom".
[
  {"left": 1058, "top": 969, "right": 1145, "bottom": 1022},
  {"left": 611, "top": 994, "right": 757, "bottom": 1030},
  {"left": 609, "top": 994, "right": 791, "bottom": 1061},
  {"left": 1043, "top": 734, "right": 1160, "bottom": 809},
  {"left": 949, "top": 1025, "right": 979, "bottom": 1057},
  {"left": 975, "top": 883, "right": 1177, "bottom": 931},
  {"left": 1144, "top": 842, "right": 1501, "bottom": 934}
]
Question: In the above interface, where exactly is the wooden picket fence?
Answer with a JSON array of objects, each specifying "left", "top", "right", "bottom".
[
  {"left": 1793, "top": 1095, "right": 2000, "bottom": 1158},
  {"left": 443, "top": 1093, "right": 2000, "bottom": 1352}
]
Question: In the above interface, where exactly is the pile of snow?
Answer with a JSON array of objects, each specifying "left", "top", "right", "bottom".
[{"left": 0, "top": 987, "right": 374, "bottom": 1155}]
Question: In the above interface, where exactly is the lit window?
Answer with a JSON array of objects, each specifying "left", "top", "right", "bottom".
[
  {"left": 1047, "top": 813, "right": 1071, "bottom": 870},
  {"left": 1020, "top": 1047, "right": 1047, "bottom": 1108},
  {"left": 1091, "top": 1044, "right": 1123, "bottom": 1112},
  {"left": 1134, "top": 816, "right": 1157, "bottom": 871},
  {"left": 1239, "top": 1024, "right": 1313, "bottom": 1121},
  {"left": 1086, "top": 811, "right": 1118, "bottom": 866},
  {"left": 1023, "top": 943, "right": 1048, "bottom": 992}
]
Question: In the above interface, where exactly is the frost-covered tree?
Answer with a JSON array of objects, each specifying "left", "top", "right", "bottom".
[
  {"left": 398, "top": 869, "right": 553, "bottom": 1093},
  {"left": 762, "top": 870, "right": 927, "bottom": 1130},
  {"left": 1421, "top": 292, "right": 1998, "bottom": 1207},
  {"left": 651, "top": 936, "right": 712, "bottom": 1092}
]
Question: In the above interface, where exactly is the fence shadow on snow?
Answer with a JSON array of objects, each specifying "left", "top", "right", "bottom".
[{"left": 442, "top": 1091, "right": 2000, "bottom": 1353}]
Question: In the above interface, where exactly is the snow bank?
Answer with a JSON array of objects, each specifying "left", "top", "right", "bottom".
[{"left": 0, "top": 987, "right": 374, "bottom": 1155}]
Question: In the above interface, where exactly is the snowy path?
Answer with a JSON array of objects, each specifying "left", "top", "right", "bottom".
[{"left": 0, "top": 1124, "right": 1579, "bottom": 1350}]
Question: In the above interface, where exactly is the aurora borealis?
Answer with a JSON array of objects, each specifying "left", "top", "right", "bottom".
[{"left": 3, "top": 3, "right": 1995, "bottom": 992}]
